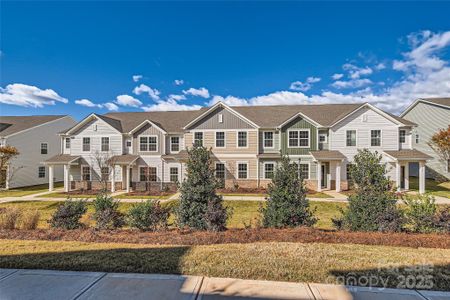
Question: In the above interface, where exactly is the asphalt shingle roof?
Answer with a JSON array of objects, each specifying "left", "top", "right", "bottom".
[{"left": 0, "top": 115, "right": 68, "bottom": 137}]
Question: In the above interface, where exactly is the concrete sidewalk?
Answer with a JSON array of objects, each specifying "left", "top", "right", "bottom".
[{"left": 0, "top": 269, "right": 448, "bottom": 300}]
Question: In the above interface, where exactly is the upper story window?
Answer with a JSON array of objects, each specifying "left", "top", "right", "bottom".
[
  {"left": 126, "top": 140, "right": 132, "bottom": 147},
  {"left": 194, "top": 132, "right": 203, "bottom": 147},
  {"left": 82, "top": 137, "right": 91, "bottom": 152},
  {"left": 40, "top": 143, "right": 48, "bottom": 154},
  {"left": 371, "top": 130, "right": 382, "bottom": 147},
  {"left": 415, "top": 134, "right": 420, "bottom": 144},
  {"left": 288, "top": 130, "right": 309, "bottom": 148},
  {"left": 399, "top": 130, "right": 406, "bottom": 144},
  {"left": 318, "top": 133, "right": 327, "bottom": 150},
  {"left": 346, "top": 130, "right": 357, "bottom": 147},
  {"left": 38, "top": 166, "right": 46, "bottom": 178},
  {"left": 140, "top": 136, "right": 157, "bottom": 152},
  {"left": 101, "top": 137, "right": 110, "bottom": 151},
  {"left": 264, "top": 163, "right": 274, "bottom": 179},
  {"left": 237, "top": 131, "right": 248, "bottom": 148},
  {"left": 65, "top": 138, "right": 71, "bottom": 149},
  {"left": 215, "top": 163, "right": 225, "bottom": 180},
  {"left": 215, "top": 132, "right": 225, "bottom": 148},
  {"left": 237, "top": 162, "right": 248, "bottom": 179},
  {"left": 170, "top": 136, "right": 180, "bottom": 152},
  {"left": 263, "top": 132, "right": 274, "bottom": 148}
]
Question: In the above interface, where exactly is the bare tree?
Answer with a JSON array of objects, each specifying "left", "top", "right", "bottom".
[
  {"left": 0, "top": 145, "right": 22, "bottom": 190},
  {"left": 92, "top": 150, "right": 118, "bottom": 192}
]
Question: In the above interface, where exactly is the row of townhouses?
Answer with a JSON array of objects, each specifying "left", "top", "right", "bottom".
[{"left": 1, "top": 98, "right": 449, "bottom": 194}]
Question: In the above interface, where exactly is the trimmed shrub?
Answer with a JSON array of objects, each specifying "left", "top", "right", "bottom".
[
  {"left": 20, "top": 210, "right": 40, "bottom": 230},
  {"left": 403, "top": 194, "right": 437, "bottom": 233},
  {"left": 433, "top": 206, "right": 450, "bottom": 233},
  {"left": 334, "top": 149, "right": 404, "bottom": 232},
  {"left": 92, "top": 193, "right": 125, "bottom": 229},
  {"left": 261, "top": 155, "right": 317, "bottom": 228},
  {"left": 177, "top": 145, "right": 230, "bottom": 231},
  {"left": 0, "top": 207, "right": 21, "bottom": 229},
  {"left": 49, "top": 199, "right": 87, "bottom": 230},
  {"left": 127, "top": 200, "right": 169, "bottom": 231}
]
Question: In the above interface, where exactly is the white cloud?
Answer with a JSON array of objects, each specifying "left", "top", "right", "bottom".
[
  {"left": 132, "top": 75, "right": 143, "bottom": 82},
  {"left": 132, "top": 84, "right": 160, "bottom": 100},
  {"left": 167, "top": 94, "right": 186, "bottom": 101},
  {"left": 75, "top": 99, "right": 101, "bottom": 108},
  {"left": 0, "top": 83, "right": 68, "bottom": 108},
  {"left": 342, "top": 63, "right": 373, "bottom": 79},
  {"left": 142, "top": 99, "right": 201, "bottom": 112},
  {"left": 331, "top": 73, "right": 344, "bottom": 80},
  {"left": 174, "top": 79, "right": 184, "bottom": 85},
  {"left": 289, "top": 77, "right": 321, "bottom": 92},
  {"left": 115, "top": 94, "right": 142, "bottom": 107},
  {"left": 331, "top": 78, "right": 373, "bottom": 89},
  {"left": 183, "top": 87, "right": 210, "bottom": 98},
  {"left": 103, "top": 102, "right": 119, "bottom": 111},
  {"left": 375, "top": 63, "right": 386, "bottom": 70}
]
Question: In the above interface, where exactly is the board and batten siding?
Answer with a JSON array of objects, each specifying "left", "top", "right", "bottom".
[
  {"left": 189, "top": 106, "right": 255, "bottom": 130},
  {"left": 6, "top": 116, "right": 76, "bottom": 188},
  {"left": 403, "top": 101, "right": 450, "bottom": 179},
  {"left": 69, "top": 117, "right": 123, "bottom": 182},
  {"left": 330, "top": 106, "right": 399, "bottom": 162},
  {"left": 281, "top": 117, "right": 318, "bottom": 155},
  {"left": 132, "top": 123, "right": 165, "bottom": 155}
]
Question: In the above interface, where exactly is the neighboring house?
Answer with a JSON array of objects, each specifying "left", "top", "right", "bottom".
[
  {"left": 44, "top": 101, "right": 431, "bottom": 194},
  {"left": 401, "top": 98, "right": 450, "bottom": 180},
  {"left": 0, "top": 115, "right": 76, "bottom": 189}
]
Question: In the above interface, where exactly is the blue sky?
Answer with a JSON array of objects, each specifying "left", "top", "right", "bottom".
[{"left": 1, "top": 1, "right": 450, "bottom": 120}]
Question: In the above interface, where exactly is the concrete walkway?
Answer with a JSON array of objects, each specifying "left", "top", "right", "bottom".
[{"left": 0, "top": 269, "right": 448, "bottom": 300}]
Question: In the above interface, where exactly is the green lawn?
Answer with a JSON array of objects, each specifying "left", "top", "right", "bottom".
[
  {"left": 219, "top": 191, "right": 333, "bottom": 198},
  {"left": 37, "top": 192, "right": 97, "bottom": 199},
  {"left": 114, "top": 193, "right": 173, "bottom": 200},
  {"left": 0, "top": 200, "right": 346, "bottom": 230},
  {"left": 0, "top": 183, "right": 63, "bottom": 198},
  {"left": 1, "top": 239, "right": 448, "bottom": 290},
  {"left": 409, "top": 177, "right": 450, "bottom": 198}
]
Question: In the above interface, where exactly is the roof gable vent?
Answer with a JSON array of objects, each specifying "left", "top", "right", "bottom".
[{"left": 218, "top": 114, "right": 223, "bottom": 123}]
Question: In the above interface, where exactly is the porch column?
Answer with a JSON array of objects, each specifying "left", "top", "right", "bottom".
[
  {"left": 396, "top": 162, "right": 401, "bottom": 192},
  {"left": 335, "top": 162, "right": 341, "bottom": 192},
  {"left": 126, "top": 165, "right": 131, "bottom": 193},
  {"left": 111, "top": 166, "right": 115, "bottom": 193},
  {"left": 317, "top": 161, "right": 322, "bottom": 192},
  {"left": 160, "top": 159, "right": 164, "bottom": 191},
  {"left": 64, "top": 164, "right": 70, "bottom": 192},
  {"left": 404, "top": 163, "right": 409, "bottom": 191},
  {"left": 419, "top": 161, "right": 425, "bottom": 194},
  {"left": 48, "top": 165, "right": 54, "bottom": 192}
]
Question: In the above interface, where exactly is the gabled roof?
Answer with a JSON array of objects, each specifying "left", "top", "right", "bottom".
[
  {"left": 383, "top": 150, "right": 432, "bottom": 161},
  {"left": 63, "top": 113, "right": 123, "bottom": 135},
  {"left": 0, "top": 115, "right": 68, "bottom": 137},
  {"left": 401, "top": 97, "right": 450, "bottom": 117}
]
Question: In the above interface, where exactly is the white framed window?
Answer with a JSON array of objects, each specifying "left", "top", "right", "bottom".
[
  {"left": 126, "top": 140, "right": 132, "bottom": 147},
  {"left": 263, "top": 131, "right": 274, "bottom": 148},
  {"left": 101, "top": 167, "right": 109, "bottom": 181},
  {"left": 38, "top": 166, "right": 46, "bottom": 178},
  {"left": 40, "top": 143, "right": 48, "bottom": 155},
  {"left": 101, "top": 137, "right": 110, "bottom": 151},
  {"left": 371, "top": 130, "right": 382, "bottom": 147},
  {"left": 215, "top": 162, "right": 226, "bottom": 180},
  {"left": 215, "top": 132, "right": 225, "bottom": 148},
  {"left": 65, "top": 138, "right": 71, "bottom": 149},
  {"left": 237, "top": 131, "right": 248, "bottom": 148},
  {"left": 237, "top": 162, "right": 248, "bottom": 179},
  {"left": 194, "top": 132, "right": 203, "bottom": 146},
  {"left": 288, "top": 129, "right": 310, "bottom": 148},
  {"left": 139, "top": 167, "right": 157, "bottom": 182},
  {"left": 299, "top": 163, "right": 309, "bottom": 179},
  {"left": 170, "top": 136, "right": 180, "bottom": 152},
  {"left": 82, "top": 137, "right": 91, "bottom": 152},
  {"left": 415, "top": 134, "right": 420, "bottom": 144},
  {"left": 399, "top": 130, "right": 406, "bottom": 144},
  {"left": 319, "top": 134, "right": 327, "bottom": 143},
  {"left": 264, "top": 162, "right": 275, "bottom": 179},
  {"left": 139, "top": 135, "right": 158, "bottom": 152},
  {"left": 82, "top": 166, "right": 91, "bottom": 181},
  {"left": 346, "top": 130, "right": 357, "bottom": 147},
  {"left": 170, "top": 167, "right": 179, "bottom": 182}
]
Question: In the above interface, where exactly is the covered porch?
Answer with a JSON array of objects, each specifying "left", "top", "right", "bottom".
[
  {"left": 310, "top": 150, "right": 346, "bottom": 193},
  {"left": 383, "top": 150, "right": 432, "bottom": 194},
  {"left": 43, "top": 154, "right": 81, "bottom": 193},
  {"left": 109, "top": 154, "right": 140, "bottom": 193}
]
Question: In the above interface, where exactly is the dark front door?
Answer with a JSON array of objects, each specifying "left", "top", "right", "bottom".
[
  {"left": 129, "top": 168, "right": 133, "bottom": 187},
  {"left": 401, "top": 166, "right": 405, "bottom": 189},
  {"left": 321, "top": 164, "right": 326, "bottom": 188}
]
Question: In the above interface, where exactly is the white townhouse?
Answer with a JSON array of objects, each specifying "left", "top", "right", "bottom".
[
  {"left": 0, "top": 115, "right": 76, "bottom": 189},
  {"left": 44, "top": 102, "right": 431, "bottom": 194}
]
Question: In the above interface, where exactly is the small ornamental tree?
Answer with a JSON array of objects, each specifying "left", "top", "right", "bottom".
[
  {"left": 428, "top": 125, "right": 450, "bottom": 176},
  {"left": 176, "top": 145, "right": 230, "bottom": 231},
  {"left": 0, "top": 145, "right": 20, "bottom": 189},
  {"left": 261, "top": 155, "right": 317, "bottom": 228},
  {"left": 334, "top": 149, "right": 403, "bottom": 232}
]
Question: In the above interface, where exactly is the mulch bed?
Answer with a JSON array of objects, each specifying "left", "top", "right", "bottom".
[
  {"left": 0, "top": 227, "right": 448, "bottom": 249},
  {"left": 217, "top": 187, "right": 267, "bottom": 194},
  {"left": 125, "top": 191, "right": 173, "bottom": 197}
]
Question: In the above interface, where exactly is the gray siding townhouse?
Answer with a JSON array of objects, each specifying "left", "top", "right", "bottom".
[
  {"left": 0, "top": 115, "right": 76, "bottom": 189},
  {"left": 44, "top": 101, "right": 431, "bottom": 194},
  {"left": 401, "top": 98, "right": 450, "bottom": 180}
]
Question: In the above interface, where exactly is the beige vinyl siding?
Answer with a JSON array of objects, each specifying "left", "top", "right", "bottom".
[
  {"left": 403, "top": 101, "right": 450, "bottom": 179},
  {"left": 184, "top": 130, "right": 258, "bottom": 154},
  {"left": 189, "top": 106, "right": 254, "bottom": 130},
  {"left": 132, "top": 123, "right": 165, "bottom": 155},
  {"left": 214, "top": 158, "right": 258, "bottom": 180}
]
